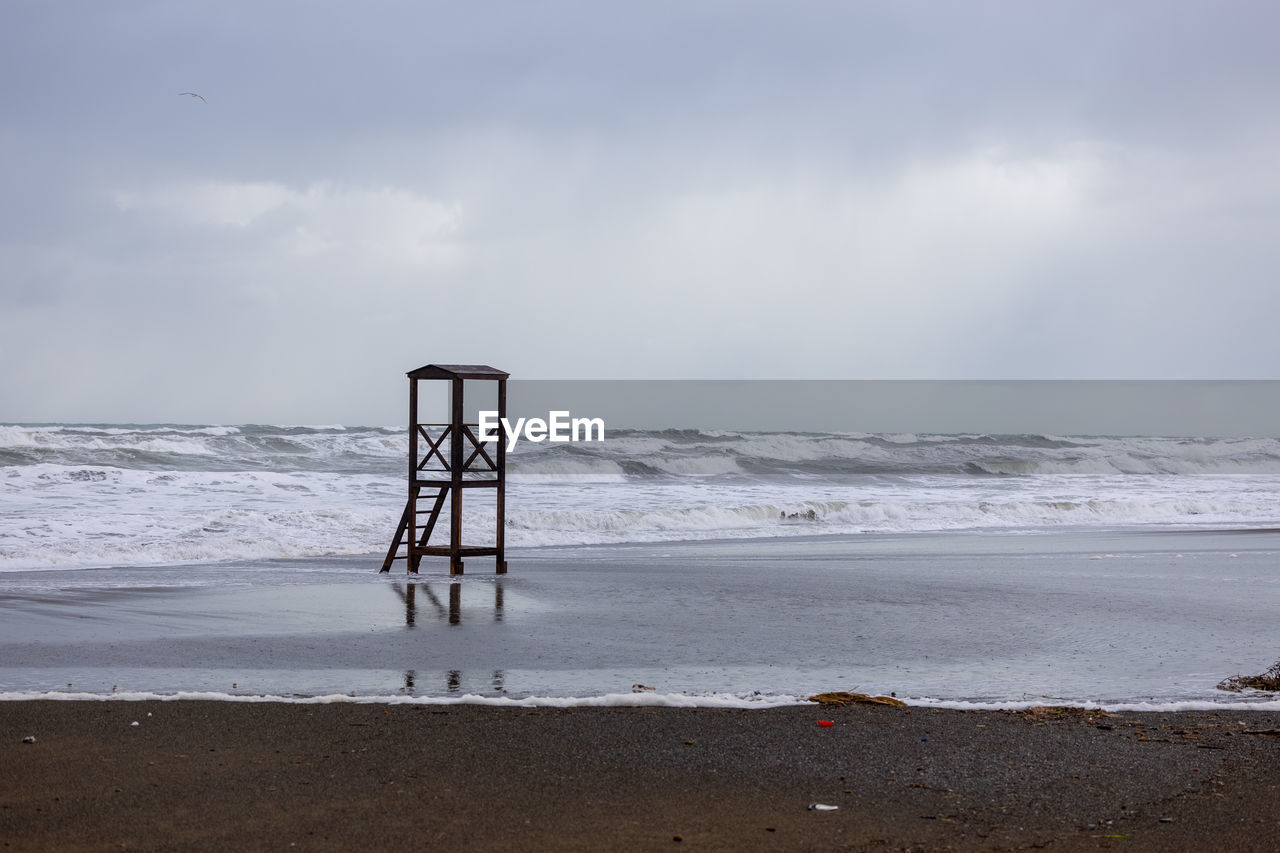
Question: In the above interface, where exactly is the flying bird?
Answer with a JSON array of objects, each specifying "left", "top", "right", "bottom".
[{"left": 178, "top": 92, "right": 207, "bottom": 103}]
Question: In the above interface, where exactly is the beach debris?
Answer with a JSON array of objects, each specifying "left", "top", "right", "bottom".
[
  {"left": 22, "top": 735, "right": 35, "bottom": 744},
  {"left": 817, "top": 720, "right": 835, "bottom": 727},
  {"left": 810, "top": 691, "right": 906, "bottom": 708},
  {"left": 672, "top": 835, "right": 683, "bottom": 842},
  {"left": 1016, "top": 706, "right": 1109, "bottom": 724},
  {"left": 1217, "top": 659, "right": 1280, "bottom": 692},
  {"left": 807, "top": 803, "right": 839, "bottom": 811},
  {"left": 632, "top": 684, "right": 655, "bottom": 692},
  {"left": 780, "top": 509, "right": 818, "bottom": 521},
  {"left": 130, "top": 721, "right": 139, "bottom": 727}
]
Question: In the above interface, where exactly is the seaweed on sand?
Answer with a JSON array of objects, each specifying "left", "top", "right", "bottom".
[{"left": 1217, "top": 660, "right": 1280, "bottom": 692}]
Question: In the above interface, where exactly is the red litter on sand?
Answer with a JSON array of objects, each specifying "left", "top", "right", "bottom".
[{"left": 817, "top": 720, "right": 835, "bottom": 727}]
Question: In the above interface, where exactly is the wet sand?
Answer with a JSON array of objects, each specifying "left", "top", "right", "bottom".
[
  {"left": 5, "top": 529, "right": 1280, "bottom": 703},
  {"left": 4, "top": 700, "right": 1280, "bottom": 851}
]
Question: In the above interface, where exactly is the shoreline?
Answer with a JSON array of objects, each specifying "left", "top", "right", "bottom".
[
  {"left": 5, "top": 521, "right": 1277, "bottom": 577},
  {"left": 5, "top": 519, "right": 1275, "bottom": 572},
  {"left": 3, "top": 527, "right": 1279, "bottom": 706},
  {"left": 4, "top": 689, "right": 1280, "bottom": 715},
  {"left": 4, "top": 700, "right": 1280, "bottom": 851}
]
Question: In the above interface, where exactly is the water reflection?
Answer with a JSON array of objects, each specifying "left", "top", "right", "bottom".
[
  {"left": 390, "top": 581, "right": 505, "bottom": 628},
  {"left": 391, "top": 581, "right": 508, "bottom": 696},
  {"left": 399, "top": 667, "right": 505, "bottom": 695}
]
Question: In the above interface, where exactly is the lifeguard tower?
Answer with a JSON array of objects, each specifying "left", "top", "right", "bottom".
[{"left": 379, "top": 364, "right": 509, "bottom": 575}]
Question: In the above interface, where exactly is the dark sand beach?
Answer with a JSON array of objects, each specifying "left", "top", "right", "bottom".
[{"left": 4, "top": 700, "right": 1280, "bottom": 851}]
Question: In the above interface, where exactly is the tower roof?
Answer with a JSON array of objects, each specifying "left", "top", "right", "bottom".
[{"left": 407, "top": 364, "right": 509, "bottom": 380}]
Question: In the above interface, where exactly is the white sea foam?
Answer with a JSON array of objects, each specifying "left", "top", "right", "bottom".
[
  {"left": 0, "top": 690, "right": 809, "bottom": 708},
  {"left": 0, "top": 463, "right": 402, "bottom": 570},
  {"left": 911, "top": 697, "right": 1280, "bottom": 712},
  {"left": 0, "top": 426, "right": 229, "bottom": 453},
  {"left": 508, "top": 458, "right": 628, "bottom": 483},
  {"left": 5, "top": 690, "right": 1280, "bottom": 713}
]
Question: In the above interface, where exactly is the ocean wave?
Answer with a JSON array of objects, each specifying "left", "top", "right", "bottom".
[
  {"left": 7, "top": 424, "right": 1280, "bottom": 479},
  {"left": 508, "top": 458, "right": 628, "bottom": 483},
  {"left": 5, "top": 478, "right": 1267, "bottom": 571},
  {"left": 0, "top": 424, "right": 405, "bottom": 474},
  {"left": 0, "top": 464, "right": 402, "bottom": 570},
  {"left": 505, "top": 492, "right": 1278, "bottom": 546},
  {"left": 4, "top": 424, "right": 1280, "bottom": 568}
]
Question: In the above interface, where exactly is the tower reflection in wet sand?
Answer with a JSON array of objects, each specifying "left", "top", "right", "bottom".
[{"left": 391, "top": 581, "right": 506, "bottom": 694}]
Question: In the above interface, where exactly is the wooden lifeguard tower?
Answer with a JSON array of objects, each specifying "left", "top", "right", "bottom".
[{"left": 380, "top": 364, "right": 509, "bottom": 575}]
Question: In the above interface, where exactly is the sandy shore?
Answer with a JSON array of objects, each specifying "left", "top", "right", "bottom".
[{"left": 4, "top": 700, "right": 1280, "bottom": 851}]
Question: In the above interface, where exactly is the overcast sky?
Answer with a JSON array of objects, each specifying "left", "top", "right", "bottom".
[{"left": 3, "top": 1, "right": 1279, "bottom": 424}]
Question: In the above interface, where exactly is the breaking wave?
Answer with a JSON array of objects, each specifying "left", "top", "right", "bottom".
[{"left": 3, "top": 423, "right": 1280, "bottom": 569}]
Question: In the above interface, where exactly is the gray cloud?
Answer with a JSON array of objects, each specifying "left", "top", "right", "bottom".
[{"left": 2, "top": 1, "right": 1279, "bottom": 424}]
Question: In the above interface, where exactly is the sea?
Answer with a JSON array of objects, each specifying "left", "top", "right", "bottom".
[{"left": 3, "top": 422, "right": 1280, "bottom": 711}]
